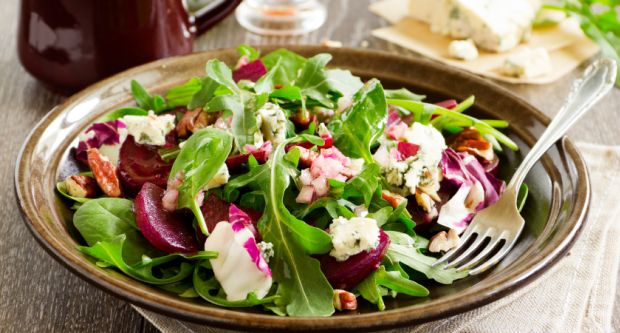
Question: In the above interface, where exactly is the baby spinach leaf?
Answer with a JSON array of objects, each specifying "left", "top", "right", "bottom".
[
  {"left": 169, "top": 128, "right": 233, "bottom": 235},
  {"left": 80, "top": 234, "right": 215, "bottom": 285},
  {"left": 386, "top": 243, "right": 468, "bottom": 284},
  {"left": 166, "top": 77, "right": 203, "bottom": 107},
  {"left": 131, "top": 80, "right": 168, "bottom": 113},
  {"left": 325, "top": 69, "right": 364, "bottom": 97},
  {"left": 329, "top": 79, "right": 387, "bottom": 163},
  {"left": 193, "top": 265, "right": 279, "bottom": 307},
  {"left": 261, "top": 49, "right": 307, "bottom": 86},
  {"left": 73, "top": 198, "right": 161, "bottom": 264}
]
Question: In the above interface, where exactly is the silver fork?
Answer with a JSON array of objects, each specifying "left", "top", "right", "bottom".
[{"left": 433, "top": 58, "right": 617, "bottom": 275}]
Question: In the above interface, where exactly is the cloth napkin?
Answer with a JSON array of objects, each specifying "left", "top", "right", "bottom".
[{"left": 134, "top": 142, "right": 620, "bottom": 333}]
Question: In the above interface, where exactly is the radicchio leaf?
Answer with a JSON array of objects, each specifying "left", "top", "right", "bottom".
[{"left": 75, "top": 120, "right": 125, "bottom": 163}]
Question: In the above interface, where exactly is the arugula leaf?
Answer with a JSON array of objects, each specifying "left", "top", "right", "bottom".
[
  {"left": 374, "top": 266, "right": 429, "bottom": 297},
  {"left": 342, "top": 163, "right": 381, "bottom": 206},
  {"left": 386, "top": 243, "right": 468, "bottom": 284},
  {"left": 231, "top": 92, "right": 266, "bottom": 150},
  {"left": 329, "top": 79, "right": 388, "bottom": 163},
  {"left": 356, "top": 271, "right": 386, "bottom": 311},
  {"left": 130, "top": 80, "right": 167, "bottom": 113},
  {"left": 166, "top": 77, "right": 203, "bottom": 107},
  {"left": 80, "top": 234, "right": 215, "bottom": 285},
  {"left": 188, "top": 77, "right": 220, "bottom": 109},
  {"left": 385, "top": 88, "right": 426, "bottom": 101},
  {"left": 255, "top": 58, "right": 283, "bottom": 94},
  {"left": 169, "top": 128, "right": 233, "bottom": 235},
  {"left": 269, "top": 86, "right": 302, "bottom": 101},
  {"left": 237, "top": 44, "right": 260, "bottom": 61},
  {"left": 193, "top": 265, "right": 279, "bottom": 307},
  {"left": 205, "top": 59, "right": 240, "bottom": 95},
  {"left": 295, "top": 54, "right": 337, "bottom": 108}
]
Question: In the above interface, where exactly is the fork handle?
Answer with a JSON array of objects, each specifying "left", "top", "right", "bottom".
[{"left": 508, "top": 58, "right": 617, "bottom": 190}]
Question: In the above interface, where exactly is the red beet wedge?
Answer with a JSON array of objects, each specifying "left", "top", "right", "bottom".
[
  {"left": 318, "top": 229, "right": 390, "bottom": 290},
  {"left": 135, "top": 182, "right": 200, "bottom": 254},
  {"left": 118, "top": 136, "right": 173, "bottom": 195}
]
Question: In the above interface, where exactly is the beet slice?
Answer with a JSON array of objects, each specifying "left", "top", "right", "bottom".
[
  {"left": 118, "top": 136, "right": 173, "bottom": 196},
  {"left": 318, "top": 229, "right": 390, "bottom": 290},
  {"left": 134, "top": 182, "right": 199, "bottom": 254},
  {"left": 200, "top": 194, "right": 231, "bottom": 234},
  {"left": 232, "top": 59, "right": 267, "bottom": 82}
]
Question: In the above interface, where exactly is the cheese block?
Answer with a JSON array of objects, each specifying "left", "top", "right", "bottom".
[{"left": 408, "top": 0, "right": 540, "bottom": 52}]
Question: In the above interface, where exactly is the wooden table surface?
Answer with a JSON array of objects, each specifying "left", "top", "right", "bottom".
[{"left": 1, "top": 0, "right": 618, "bottom": 332}]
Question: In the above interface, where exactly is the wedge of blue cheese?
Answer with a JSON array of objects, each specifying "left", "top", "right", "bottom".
[{"left": 409, "top": 0, "right": 540, "bottom": 52}]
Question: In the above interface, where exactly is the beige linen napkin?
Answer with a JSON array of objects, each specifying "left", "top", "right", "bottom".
[
  {"left": 134, "top": 142, "right": 620, "bottom": 333},
  {"left": 369, "top": 0, "right": 600, "bottom": 85}
]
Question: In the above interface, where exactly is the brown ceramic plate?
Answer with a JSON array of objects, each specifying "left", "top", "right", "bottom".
[{"left": 15, "top": 46, "right": 589, "bottom": 332}]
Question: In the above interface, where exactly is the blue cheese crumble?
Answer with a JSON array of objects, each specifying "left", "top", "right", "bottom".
[{"left": 328, "top": 217, "right": 380, "bottom": 262}]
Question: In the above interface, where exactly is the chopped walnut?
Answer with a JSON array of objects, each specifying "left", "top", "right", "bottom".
[
  {"left": 429, "top": 229, "right": 460, "bottom": 253},
  {"left": 415, "top": 190, "right": 438, "bottom": 219},
  {"left": 333, "top": 289, "right": 357, "bottom": 311},
  {"left": 64, "top": 175, "right": 99, "bottom": 198},
  {"left": 87, "top": 148, "right": 122, "bottom": 197}
]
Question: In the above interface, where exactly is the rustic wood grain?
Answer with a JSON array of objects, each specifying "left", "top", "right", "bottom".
[{"left": 0, "top": 0, "right": 617, "bottom": 332}]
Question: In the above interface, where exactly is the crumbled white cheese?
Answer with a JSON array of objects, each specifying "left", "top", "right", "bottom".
[
  {"left": 204, "top": 222, "right": 272, "bottom": 301},
  {"left": 205, "top": 163, "right": 230, "bottom": 190},
  {"left": 375, "top": 122, "right": 445, "bottom": 197},
  {"left": 500, "top": 47, "right": 552, "bottom": 79},
  {"left": 328, "top": 217, "right": 380, "bottom": 261},
  {"left": 448, "top": 39, "right": 479, "bottom": 61},
  {"left": 256, "top": 103, "right": 287, "bottom": 148},
  {"left": 409, "top": 0, "right": 540, "bottom": 52},
  {"left": 123, "top": 111, "right": 175, "bottom": 146},
  {"left": 403, "top": 122, "right": 446, "bottom": 167}
]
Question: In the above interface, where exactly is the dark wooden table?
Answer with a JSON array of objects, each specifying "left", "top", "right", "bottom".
[{"left": 1, "top": 0, "right": 618, "bottom": 331}]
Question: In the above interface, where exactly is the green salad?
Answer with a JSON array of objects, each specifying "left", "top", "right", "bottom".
[{"left": 57, "top": 45, "right": 526, "bottom": 316}]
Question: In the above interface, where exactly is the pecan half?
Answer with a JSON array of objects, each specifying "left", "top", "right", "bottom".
[
  {"left": 64, "top": 175, "right": 99, "bottom": 198},
  {"left": 448, "top": 127, "right": 495, "bottom": 161},
  {"left": 333, "top": 289, "right": 357, "bottom": 311},
  {"left": 176, "top": 109, "right": 220, "bottom": 138},
  {"left": 87, "top": 148, "right": 122, "bottom": 197}
]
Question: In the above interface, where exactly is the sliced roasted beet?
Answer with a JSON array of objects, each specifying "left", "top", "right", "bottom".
[
  {"left": 135, "top": 182, "right": 200, "bottom": 254},
  {"left": 225, "top": 147, "right": 271, "bottom": 170},
  {"left": 318, "top": 229, "right": 390, "bottom": 290},
  {"left": 397, "top": 141, "right": 420, "bottom": 158},
  {"left": 118, "top": 136, "right": 173, "bottom": 196},
  {"left": 436, "top": 99, "right": 457, "bottom": 109},
  {"left": 201, "top": 194, "right": 231, "bottom": 234},
  {"left": 232, "top": 59, "right": 268, "bottom": 82}
]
